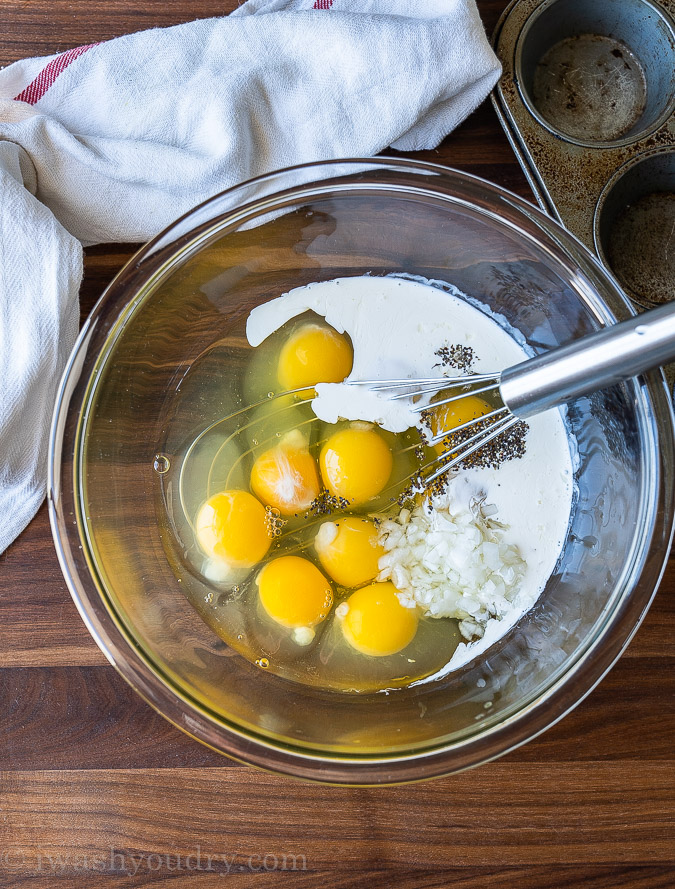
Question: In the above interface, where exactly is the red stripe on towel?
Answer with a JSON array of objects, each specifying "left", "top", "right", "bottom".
[
  {"left": 313, "top": 1, "right": 334, "bottom": 8},
  {"left": 14, "top": 43, "right": 98, "bottom": 105}
]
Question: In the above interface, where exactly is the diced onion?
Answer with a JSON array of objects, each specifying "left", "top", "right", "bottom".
[{"left": 377, "top": 493, "right": 527, "bottom": 640}]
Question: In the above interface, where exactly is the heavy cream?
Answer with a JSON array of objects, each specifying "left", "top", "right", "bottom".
[{"left": 246, "top": 274, "right": 574, "bottom": 672}]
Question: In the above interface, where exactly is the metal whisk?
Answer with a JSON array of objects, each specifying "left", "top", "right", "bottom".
[
  {"left": 346, "top": 299, "right": 675, "bottom": 487},
  {"left": 180, "top": 301, "right": 675, "bottom": 514}
]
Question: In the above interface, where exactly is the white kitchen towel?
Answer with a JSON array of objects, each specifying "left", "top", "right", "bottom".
[{"left": 0, "top": 0, "right": 501, "bottom": 554}]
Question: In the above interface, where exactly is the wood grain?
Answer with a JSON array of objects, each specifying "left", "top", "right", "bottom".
[
  {"left": 1, "top": 1, "right": 674, "bottom": 887},
  {"left": 2, "top": 764, "right": 675, "bottom": 865},
  {"left": 1, "top": 871, "right": 675, "bottom": 889}
]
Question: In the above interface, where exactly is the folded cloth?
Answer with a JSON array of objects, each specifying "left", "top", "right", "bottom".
[{"left": 0, "top": 0, "right": 500, "bottom": 554}]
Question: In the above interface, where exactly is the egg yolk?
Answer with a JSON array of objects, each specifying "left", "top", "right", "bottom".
[
  {"left": 277, "top": 323, "right": 353, "bottom": 391},
  {"left": 250, "top": 430, "right": 320, "bottom": 516},
  {"left": 340, "top": 581, "right": 418, "bottom": 657},
  {"left": 431, "top": 394, "right": 493, "bottom": 454},
  {"left": 319, "top": 424, "right": 393, "bottom": 505},
  {"left": 195, "top": 489, "right": 271, "bottom": 566},
  {"left": 314, "top": 517, "right": 385, "bottom": 588},
  {"left": 257, "top": 556, "right": 333, "bottom": 628}
]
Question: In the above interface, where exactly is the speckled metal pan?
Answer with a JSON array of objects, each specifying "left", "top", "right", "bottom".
[{"left": 492, "top": 0, "right": 675, "bottom": 309}]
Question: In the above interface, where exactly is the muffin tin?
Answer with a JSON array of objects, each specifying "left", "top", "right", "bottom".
[{"left": 492, "top": 0, "right": 675, "bottom": 309}]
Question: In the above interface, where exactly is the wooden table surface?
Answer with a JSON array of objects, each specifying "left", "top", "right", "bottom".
[{"left": 2, "top": 1, "right": 674, "bottom": 886}]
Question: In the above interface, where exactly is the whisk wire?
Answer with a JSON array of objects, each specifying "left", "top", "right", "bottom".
[
  {"left": 410, "top": 380, "right": 500, "bottom": 413},
  {"left": 346, "top": 375, "right": 499, "bottom": 388},
  {"left": 424, "top": 413, "right": 520, "bottom": 485},
  {"left": 425, "top": 405, "right": 509, "bottom": 446}
]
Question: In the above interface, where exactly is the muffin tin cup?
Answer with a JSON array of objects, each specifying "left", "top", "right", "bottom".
[
  {"left": 516, "top": 0, "right": 675, "bottom": 148},
  {"left": 492, "top": 0, "right": 675, "bottom": 313},
  {"left": 594, "top": 147, "right": 675, "bottom": 308}
]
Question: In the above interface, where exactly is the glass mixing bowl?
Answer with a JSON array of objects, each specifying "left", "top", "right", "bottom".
[{"left": 49, "top": 159, "right": 675, "bottom": 784}]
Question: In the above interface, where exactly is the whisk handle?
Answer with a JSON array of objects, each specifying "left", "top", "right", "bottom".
[{"left": 500, "top": 300, "right": 675, "bottom": 419}]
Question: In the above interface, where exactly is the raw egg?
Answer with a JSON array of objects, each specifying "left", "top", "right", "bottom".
[
  {"left": 257, "top": 556, "right": 333, "bottom": 629},
  {"left": 339, "top": 581, "right": 418, "bottom": 657},
  {"left": 277, "top": 323, "right": 353, "bottom": 391},
  {"left": 431, "top": 394, "right": 492, "bottom": 453},
  {"left": 250, "top": 429, "right": 320, "bottom": 515},
  {"left": 314, "top": 517, "right": 384, "bottom": 588},
  {"left": 319, "top": 423, "right": 393, "bottom": 505},
  {"left": 195, "top": 489, "right": 271, "bottom": 567}
]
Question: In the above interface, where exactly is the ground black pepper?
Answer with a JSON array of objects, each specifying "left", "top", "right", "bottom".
[
  {"left": 434, "top": 343, "right": 475, "bottom": 373},
  {"left": 306, "top": 487, "right": 351, "bottom": 517}
]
